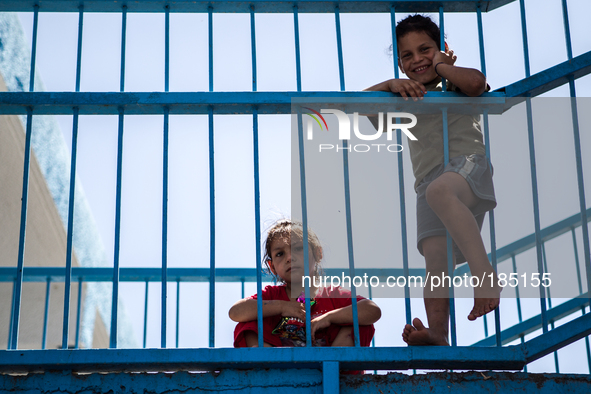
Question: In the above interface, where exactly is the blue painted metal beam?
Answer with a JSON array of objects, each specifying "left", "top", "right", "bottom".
[
  {"left": 500, "top": 50, "right": 591, "bottom": 98},
  {"left": 523, "top": 313, "right": 591, "bottom": 363},
  {"left": 0, "top": 91, "right": 507, "bottom": 115},
  {"left": 0, "top": 346, "right": 526, "bottom": 373},
  {"left": 0, "top": 267, "right": 425, "bottom": 283},
  {"left": 473, "top": 292, "right": 590, "bottom": 347},
  {"left": 0, "top": 0, "right": 517, "bottom": 13},
  {"left": 1, "top": 370, "right": 590, "bottom": 394},
  {"left": 455, "top": 208, "right": 591, "bottom": 276}
]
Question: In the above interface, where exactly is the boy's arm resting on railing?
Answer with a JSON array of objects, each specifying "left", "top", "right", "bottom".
[{"left": 228, "top": 299, "right": 305, "bottom": 323}]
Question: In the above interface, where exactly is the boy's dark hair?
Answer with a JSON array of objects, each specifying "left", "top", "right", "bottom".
[{"left": 396, "top": 14, "right": 441, "bottom": 51}]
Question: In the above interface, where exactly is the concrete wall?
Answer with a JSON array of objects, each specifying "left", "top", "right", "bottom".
[{"left": 0, "top": 73, "right": 108, "bottom": 350}]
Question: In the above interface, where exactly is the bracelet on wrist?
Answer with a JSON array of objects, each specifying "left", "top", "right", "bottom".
[{"left": 434, "top": 62, "right": 445, "bottom": 76}]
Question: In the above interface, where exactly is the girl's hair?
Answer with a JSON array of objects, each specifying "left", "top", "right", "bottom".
[
  {"left": 395, "top": 14, "right": 442, "bottom": 51},
  {"left": 263, "top": 219, "right": 323, "bottom": 283}
]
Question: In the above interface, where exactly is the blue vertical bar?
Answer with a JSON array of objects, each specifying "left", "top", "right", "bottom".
[
  {"left": 74, "top": 277, "right": 82, "bottom": 349},
  {"left": 476, "top": 3, "right": 502, "bottom": 348},
  {"left": 390, "top": 5, "right": 412, "bottom": 326},
  {"left": 572, "top": 229, "right": 584, "bottom": 297},
  {"left": 161, "top": 4, "right": 170, "bottom": 350},
  {"left": 176, "top": 279, "right": 180, "bottom": 348},
  {"left": 9, "top": 3, "right": 38, "bottom": 351},
  {"left": 519, "top": 0, "right": 531, "bottom": 78},
  {"left": 519, "top": 0, "right": 548, "bottom": 333},
  {"left": 63, "top": 105, "right": 79, "bottom": 349},
  {"left": 571, "top": 228, "right": 591, "bottom": 372},
  {"left": 110, "top": 4, "right": 127, "bottom": 349},
  {"left": 164, "top": 5, "right": 170, "bottom": 92},
  {"left": 335, "top": 5, "right": 360, "bottom": 347},
  {"left": 162, "top": 106, "right": 169, "bottom": 348},
  {"left": 442, "top": 108, "right": 456, "bottom": 347},
  {"left": 253, "top": 106, "right": 263, "bottom": 348},
  {"left": 293, "top": 5, "right": 302, "bottom": 92},
  {"left": 28, "top": 5, "right": 39, "bottom": 91},
  {"left": 561, "top": 0, "right": 591, "bottom": 304},
  {"left": 143, "top": 280, "right": 149, "bottom": 348},
  {"left": 250, "top": 5, "right": 257, "bottom": 92},
  {"left": 438, "top": 7, "right": 446, "bottom": 92},
  {"left": 323, "top": 361, "right": 340, "bottom": 394},
  {"left": 511, "top": 255, "right": 527, "bottom": 372},
  {"left": 482, "top": 111, "right": 501, "bottom": 347},
  {"left": 62, "top": 8, "right": 84, "bottom": 349},
  {"left": 241, "top": 278, "right": 245, "bottom": 299},
  {"left": 293, "top": 4, "right": 311, "bottom": 346},
  {"left": 208, "top": 105, "right": 215, "bottom": 348},
  {"left": 542, "top": 243, "right": 560, "bottom": 372},
  {"left": 63, "top": 6, "right": 83, "bottom": 342},
  {"left": 111, "top": 106, "right": 125, "bottom": 349},
  {"left": 295, "top": 106, "right": 312, "bottom": 346},
  {"left": 438, "top": 7, "right": 455, "bottom": 347},
  {"left": 300, "top": 112, "right": 313, "bottom": 349},
  {"left": 334, "top": 5, "right": 345, "bottom": 90},
  {"left": 208, "top": 5, "right": 216, "bottom": 349},
  {"left": 250, "top": 5, "right": 263, "bottom": 345},
  {"left": 75, "top": 5, "right": 83, "bottom": 91},
  {"left": 120, "top": 6, "right": 127, "bottom": 92},
  {"left": 41, "top": 277, "right": 51, "bottom": 350},
  {"left": 476, "top": 4, "right": 486, "bottom": 76},
  {"left": 8, "top": 280, "right": 15, "bottom": 347},
  {"left": 208, "top": 6, "right": 213, "bottom": 93}
]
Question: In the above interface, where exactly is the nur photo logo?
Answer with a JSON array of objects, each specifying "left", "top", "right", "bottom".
[{"left": 303, "top": 109, "right": 418, "bottom": 153}]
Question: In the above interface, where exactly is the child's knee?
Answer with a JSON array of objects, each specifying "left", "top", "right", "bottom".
[
  {"left": 244, "top": 330, "right": 259, "bottom": 347},
  {"left": 331, "top": 326, "right": 354, "bottom": 347},
  {"left": 425, "top": 181, "right": 452, "bottom": 211}
]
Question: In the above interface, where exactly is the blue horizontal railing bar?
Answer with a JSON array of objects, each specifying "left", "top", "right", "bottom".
[
  {"left": 455, "top": 207, "right": 591, "bottom": 276},
  {"left": 473, "top": 292, "right": 590, "bottom": 347},
  {"left": 3, "top": 207, "right": 587, "bottom": 282},
  {"left": 523, "top": 313, "right": 591, "bottom": 364},
  {"left": 0, "top": 92, "right": 506, "bottom": 115},
  {"left": 0, "top": 267, "right": 424, "bottom": 283},
  {"left": 499, "top": 50, "right": 591, "bottom": 98},
  {"left": 0, "top": 0, "right": 517, "bottom": 13},
  {"left": 0, "top": 345, "right": 526, "bottom": 373}
]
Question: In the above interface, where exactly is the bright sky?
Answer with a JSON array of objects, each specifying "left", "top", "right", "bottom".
[{"left": 14, "top": 0, "right": 591, "bottom": 373}]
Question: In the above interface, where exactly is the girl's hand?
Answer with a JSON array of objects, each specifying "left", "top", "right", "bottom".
[
  {"left": 281, "top": 300, "right": 306, "bottom": 320},
  {"left": 386, "top": 79, "right": 427, "bottom": 101},
  {"left": 310, "top": 313, "right": 333, "bottom": 342}
]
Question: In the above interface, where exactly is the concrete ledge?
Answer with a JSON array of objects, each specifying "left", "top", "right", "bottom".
[{"left": 1, "top": 370, "right": 590, "bottom": 393}]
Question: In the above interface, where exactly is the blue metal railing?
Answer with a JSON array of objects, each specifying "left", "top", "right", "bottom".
[{"left": 1, "top": 0, "right": 590, "bottom": 381}]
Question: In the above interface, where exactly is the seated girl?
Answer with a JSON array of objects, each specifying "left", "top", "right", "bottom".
[{"left": 229, "top": 219, "right": 381, "bottom": 347}]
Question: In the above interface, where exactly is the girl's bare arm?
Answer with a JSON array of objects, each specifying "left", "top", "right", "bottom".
[
  {"left": 309, "top": 299, "right": 381, "bottom": 341},
  {"left": 228, "top": 298, "right": 305, "bottom": 322}
]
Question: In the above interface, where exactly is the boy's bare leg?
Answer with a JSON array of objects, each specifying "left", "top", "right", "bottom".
[
  {"left": 425, "top": 172, "right": 500, "bottom": 320},
  {"left": 331, "top": 326, "right": 355, "bottom": 347},
  {"left": 244, "top": 331, "right": 273, "bottom": 347},
  {"left": 402, "top": 236, "right": 450, "bottom": 346}
]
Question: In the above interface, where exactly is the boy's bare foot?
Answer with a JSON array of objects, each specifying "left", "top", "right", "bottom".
[
  {"left": 468, "top": 280, "right": 502, "bottom": 321},
  {"left": 401, "top": 317, "right": 449, "bottom": 346}
]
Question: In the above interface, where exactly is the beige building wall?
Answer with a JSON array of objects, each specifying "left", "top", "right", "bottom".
[{"left": 0, "top": 74, "right": 108, "bottom": 349}]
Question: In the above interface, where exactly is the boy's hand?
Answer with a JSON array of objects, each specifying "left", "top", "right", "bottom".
[
  {"left": 310, "top": 313, "right": 333, "bottom": 342},
  {"left": 432, "top": 48, "right": 457, "bottom": 70},
  {"left": 281, "top": 300, "right": 306, "bottom": 320},
  {"left": 386, "top": 79, "right": 427, "bottom": 101}
]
